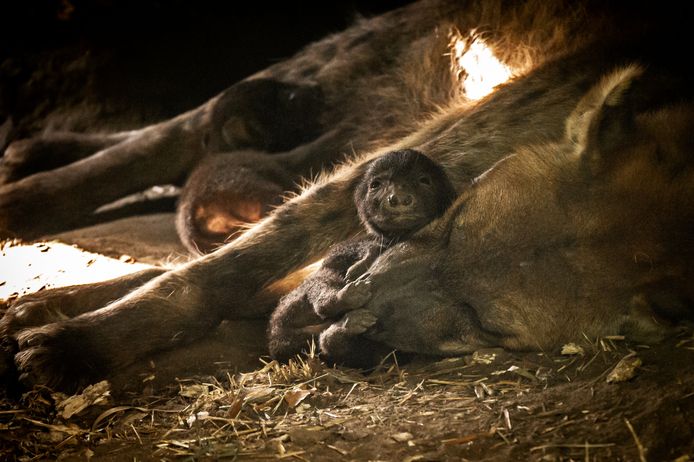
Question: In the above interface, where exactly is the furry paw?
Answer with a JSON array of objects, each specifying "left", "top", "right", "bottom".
[
  {"left": 1, "top": 298, "right": 65, "bottom": 340},
  {"left": 345, "top": 245, "right": 381, "bottom": 282},
  {"left": 0, "top": 300, "right": 38, "bottom": 376},
  {"left": 0, "top": 290, "right": 93, "bottom": 382},
  {"left": 14, "top": 325, "right": 102, "bottom": 392}
]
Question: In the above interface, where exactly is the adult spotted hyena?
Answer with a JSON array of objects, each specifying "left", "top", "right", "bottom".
[
  {"left": 328, "top": 66, "right": 694, "bottom": 358},
  {"left": 0, "top": 0, "right": 692, "bottom": 390}
]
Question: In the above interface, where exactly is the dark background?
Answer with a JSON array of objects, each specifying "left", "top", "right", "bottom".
[{"left": 0, "top": 0, "right": 413, "bottom": 144}]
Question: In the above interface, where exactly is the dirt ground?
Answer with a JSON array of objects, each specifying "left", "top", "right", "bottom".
[
  {"left": 0, "top": 214, "right": 693, "bottom": 461},
  {"left": 1, "top": 315, "right": 693, "bottom": 461}
]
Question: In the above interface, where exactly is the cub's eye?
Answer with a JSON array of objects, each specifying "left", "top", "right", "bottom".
[
  {"left": 370, "top": 180, "right": 381, "bottom": 189},
  {"left": 419, "top": 176, "right": 431, "bottom": 185}
]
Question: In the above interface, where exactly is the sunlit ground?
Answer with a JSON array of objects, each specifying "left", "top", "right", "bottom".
[
  {"left": 0, "top": 240, "right": 153, "bottom": 301},
  {"left": 451, "top": 31, "right": 514, "bottom": 100}
]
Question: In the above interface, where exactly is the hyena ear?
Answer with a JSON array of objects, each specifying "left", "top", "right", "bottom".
[{"left": 565, "top": 64, "right": 644, "bottom": 170}]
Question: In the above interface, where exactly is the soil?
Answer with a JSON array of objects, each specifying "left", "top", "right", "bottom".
[{"left": 0, "top": 317, "right": 692, "bottom": 461}]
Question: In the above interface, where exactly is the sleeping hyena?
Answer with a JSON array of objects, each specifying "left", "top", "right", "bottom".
[{"left": 0, "top": 0, "right": 692, "bottom": 390}]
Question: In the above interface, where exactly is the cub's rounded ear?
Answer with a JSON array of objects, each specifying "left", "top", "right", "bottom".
[{"left": 565, "top": 64, "right": 644, "bottom": 171}]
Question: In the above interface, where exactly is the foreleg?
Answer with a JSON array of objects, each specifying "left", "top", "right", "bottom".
[
  {"left": 0, "top": 267, "right": 166, "bottom": 337},
  {"left": 0, "top": 267, "right": 165, "bottom": 379},
  {"left": 0, "top": 111, "right": 207, "bottom": 239}
]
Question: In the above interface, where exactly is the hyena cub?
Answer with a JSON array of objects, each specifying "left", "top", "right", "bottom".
[{"left": 268, "top": 149, "right": 456, "bottom": 367}]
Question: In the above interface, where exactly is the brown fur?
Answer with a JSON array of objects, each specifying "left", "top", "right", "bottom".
[
  {"left": 350, "top": 68, "right": 694, "bottom": 355},
  {"left": 0, "top": 0, "right": 691, "bottom": 390}
]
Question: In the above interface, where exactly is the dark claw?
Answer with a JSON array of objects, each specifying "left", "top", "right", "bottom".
[{"left": 336, "top": 279, "right": 372, "bottom": 310}]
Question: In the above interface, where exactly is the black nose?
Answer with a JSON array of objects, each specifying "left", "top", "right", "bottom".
[{"left": 387, "top": 193, "right": 413, "bottom": 207}]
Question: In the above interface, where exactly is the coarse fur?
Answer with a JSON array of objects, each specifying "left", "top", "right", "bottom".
[
  {"left": 345, "top": 66, "right": 694, "bottom": 357},
  {"left": 0, "top": 0, "right": 692, "bottom": 390},
  {"left": 268, "top": 150, "right": 456, "bottom": 367}
]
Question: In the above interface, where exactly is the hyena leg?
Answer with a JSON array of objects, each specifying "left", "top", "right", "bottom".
[
  {"left": 0, "top": 131, "right": 132, "bottom": 185},
  {"left": 0, "top": 267, "right": 166, "bottom": 378},
  {"left": 0, "top": 267, "right": 167, "bottom": 338},
  {"left": 0, "top": 111, "right": 207, "bottom": 239},
  {"left": 267, "top": 249, "right": 370, "bottom": 362},
  {"left": 268, "top": 294, "right": 332, "bottom": 362}
]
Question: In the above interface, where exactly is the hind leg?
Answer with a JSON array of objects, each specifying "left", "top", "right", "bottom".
[
  {"left": 0, "top": 110, "right": 207, "bottom": 239},
  {"left": 0, "top": 131, "right": 131, "bottom": 185},
  {"left": 176, "top": 128, "right": 348, "bottom": 254}
]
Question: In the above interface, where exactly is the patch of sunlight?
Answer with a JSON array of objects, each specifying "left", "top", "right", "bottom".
[
  {"left": 451, "top": 31, "right": 513, "bottom": 100},
  {"left": 0, "top": 240, "right": 153, "bottom": 301}
]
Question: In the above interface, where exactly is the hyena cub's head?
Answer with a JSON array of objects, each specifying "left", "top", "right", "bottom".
[{"left": 355, "top": 149, "right": 456, "bottom": 242}]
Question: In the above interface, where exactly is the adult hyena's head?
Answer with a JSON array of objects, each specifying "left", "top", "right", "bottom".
[{"left": 445, "top": 65, "right": 694, "bottom": 350}]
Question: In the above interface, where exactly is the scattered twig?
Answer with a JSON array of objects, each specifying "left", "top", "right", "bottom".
[
  {"left": 530, "top": 443, "right": 616, "bottom": 451},
  {"left": 624, "top": 418, "right": 648, "bottom": 462}
]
